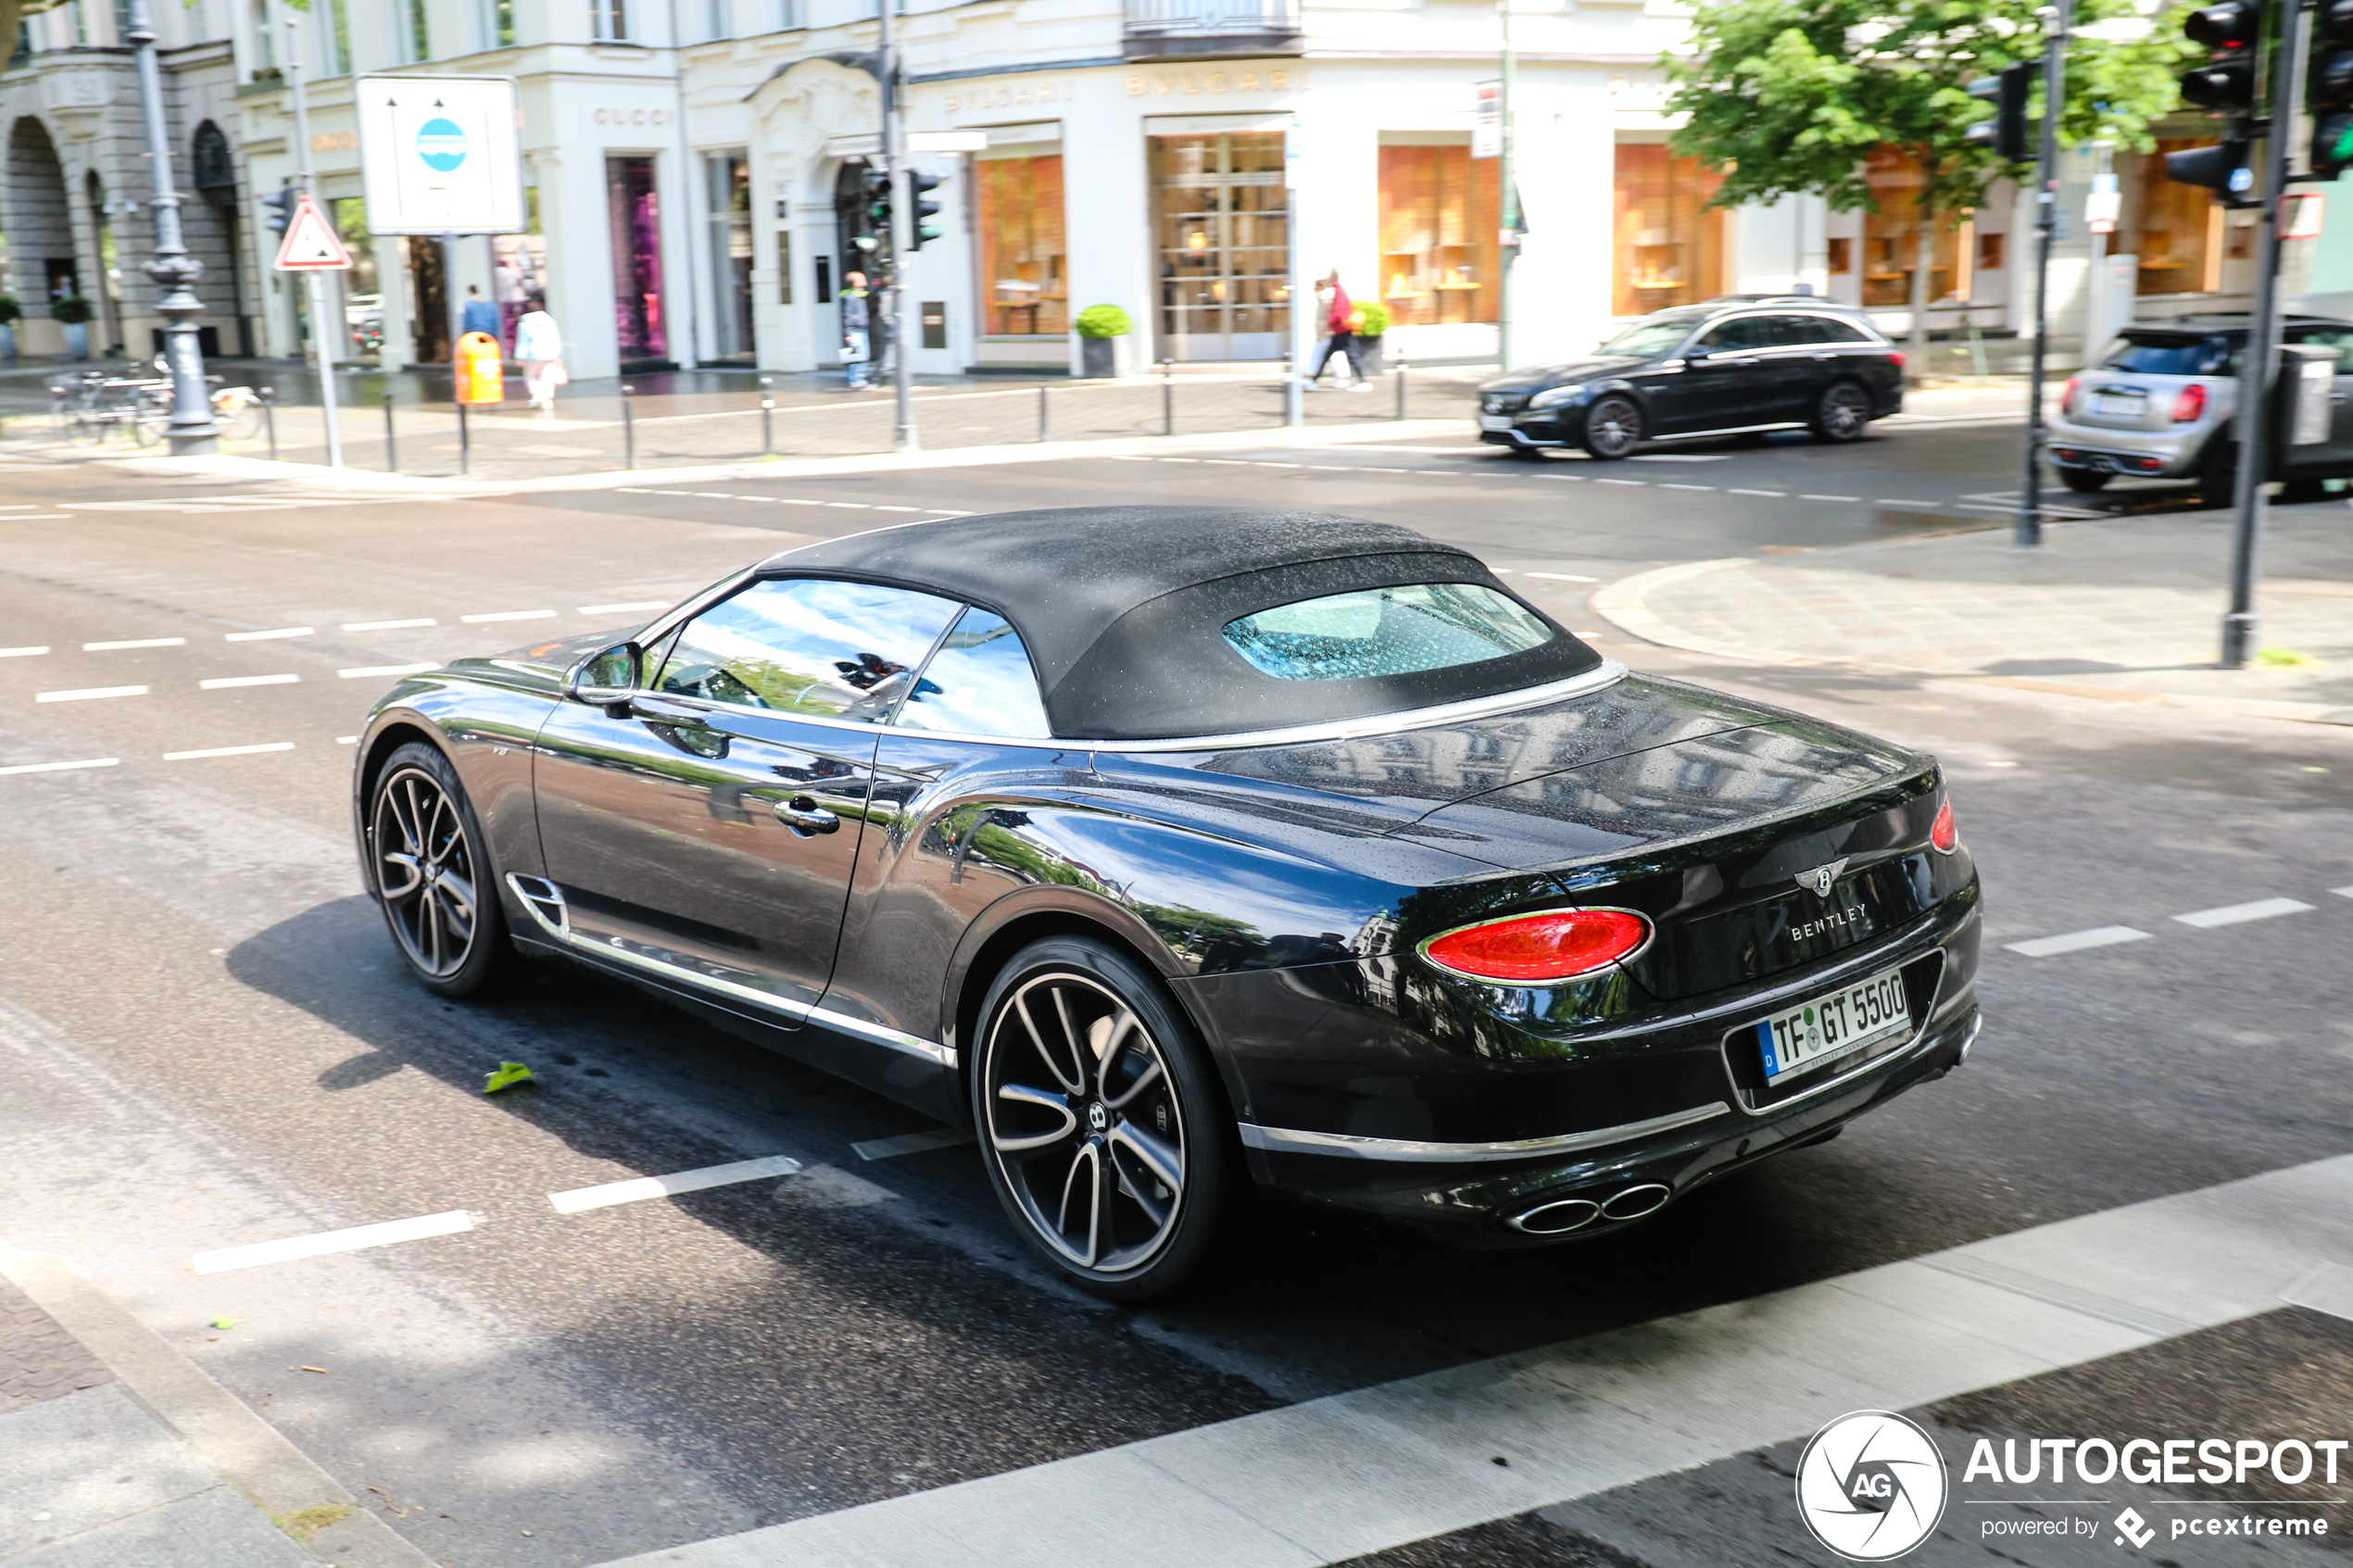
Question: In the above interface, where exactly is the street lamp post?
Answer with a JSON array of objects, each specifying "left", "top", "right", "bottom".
[{"left": 124, "top": 0, "right": 217, "bottom": 456}]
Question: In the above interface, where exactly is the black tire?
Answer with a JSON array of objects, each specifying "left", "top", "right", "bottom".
[
  {"left": 972, "top": 936, "right": 1231, "bottom": 1300},
  {"left": 2057, "top": 468, "right": 2111, "bottom": 493},
  {"left": 1809, "top": 382, "right": 1871, "bottom": 444},
  {"left": 366, "top": 741, "right": 513, "bottom": 998},
  {"left": 1579, "top": 395, "right": 1642, "bottom": 459},
  {"left": 2196, "top": 441, "right": 2237, "bottom": 505}
]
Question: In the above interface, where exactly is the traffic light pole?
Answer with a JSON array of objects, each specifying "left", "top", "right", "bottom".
[
  {"left": 2015, "top": 0, "right": 2072, "bottom": 548},
  {"left": 283, "top": 18, "right": 342, "bottom": 470},
  {"left": 878, "top": 0, "right": 916, "bottom": 453},
  {"left": 126, "top": 0, "right": 216, "bottom": 456},
  {"left": 2222, "top": 0, "right": 2310, "bottom": 668}
]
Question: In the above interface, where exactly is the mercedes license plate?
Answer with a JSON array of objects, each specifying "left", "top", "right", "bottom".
[
  {"left": 1478, "top": 413, "right": 1516, "bottom": 431},
  {"left": 1755, "top": 965, "right": 1911, "bottom": 1084}
]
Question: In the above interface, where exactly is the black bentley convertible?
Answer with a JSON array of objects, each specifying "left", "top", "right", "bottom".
[{"left": 353, "top": 507, "right": 1981, "bottom": 1298}]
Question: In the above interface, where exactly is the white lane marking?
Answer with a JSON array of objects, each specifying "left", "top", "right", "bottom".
[
  {"left": 10, "top": 515, "right": 70, "bottom": 521},
  {"left": 579, "top": 601, "right": 670, "bottom": 616},
  {"left": 548, "top": 1155, "right": 803, "bottom": 1214},
  {"left": 83, "top": 637, "right": 185, "bottom": 651},
  {"left": 2334, "top": 886, "right": 2353, "bottom": 900},
  {"left": 1526, "top": 572, "right": 1601, "bottom": 583},
  {"left": 1308, "top": 465, "right": 1353, "bottom": 470},
  {"left": 336, "top": 735, "right": 359, "bottom": 745},
  {"left": 225, "top": 626, "right": 314, "bottom": 641},
  {"left": 1803, "top": 494, "right": 1862, "bottom": 502},
  {"left": 338, "top": 663, "right": 439, "bottom": 679},
  {"left": 853, "top": 1129, "right": 976, "bottom": 1162},
  {"left": 1628, "top": 453, "right": 1732, "bottom": 462},
  {"left": 193, "top": 1210, "right": 477, "bottom": 1274},
  {"left": 2005, "top": 926, "right": 2153, "bottom": 959},
  {"left": 0, "top": 757, "right": 119, "bottom": 777},
  {"left": 777, "top": 497, "right": 822, "bottom": 506},
  {"left": 163, "top": 742, "right": 296, "bottom": 761},
  {"left": 824, "top": 502, "right": 872, "bottom": 509},
  {"left": 459, "top": 609, "right": 558, "bottom": 623},
  {"left": 343, "top": 618, "right": 437, "bottom": 631},
  {"left": 1109, "top": 456, "right": 1155, "bottom": 462},
  {"left": 36, "top": 685, "right": 147, "bottom": 703},
  {"left": 598, "top": 1156, "right": 2353, "bottom": 1568},
  {"left": 928, "top": 510, "right": 975, "bottom": 516},
  {"left": 1595, "top": 478, "right": 1646, "bottom": 486},
  {"left": 615, "top": 486, "right": 661, "bottom": 493},
  {"left": 873, "top": 505, "right": 921, "bottom": 512},
  {"left": 1659, "top": 483, "right": 1717, "bottom": 492},
  {"left": 0, "top": 646, "right": 49, "bottom": 658},
  {"left": 198, "top": 673, "right": 300, "bottom": 689},
  {"left": 1877, "top": 498, "right": 1938, "bottom": 506},
  {"left": 0, "top": 504, "right": 45, "bottom": 510},
  {"left": 1728, "top": 488, "right": 1788, "bottom": 497},
  {"left": 2172, "top": 897, "right": 2314, "bottom": 928}
]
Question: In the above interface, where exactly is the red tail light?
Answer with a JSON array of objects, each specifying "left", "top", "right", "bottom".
[
  {"left": 1420, "top": 909, "right": 1651, "bottom": 983},
  {"left": 1889, "top": 350, "right": 1906, "bottom": 370},
  {"left": 2060, "top": 376, "right": 2079, "bottom": 414},
  {"left": 2173, "top": 383, "right": 2208, "bottom": 423},
  {"left": 1931, "top": 798, "right": 1958, "bottom": 854}
]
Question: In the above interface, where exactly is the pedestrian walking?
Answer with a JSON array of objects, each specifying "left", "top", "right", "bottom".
[
  {"left": 459, "top": 285, "right": 500, "bottom": 342},
  {"left": 1307, "top": 270, "right": 1369, "bottom": 391},
  {"left": 514, "top": 294, "right": 568, "bottom": 413},
  {"left": 839, "top": 271, "right": 874, "bottom": 391}
]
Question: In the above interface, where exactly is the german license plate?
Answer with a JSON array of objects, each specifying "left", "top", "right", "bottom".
[
  {"left": 2091, "top": 394, "right": 2144, "bottom": 418},
  {"left": 1755, "top": 965, "right": 1911, "bottom": 1085},
  {"left": 1478, "top": 413, "right": 1516, "bottom": 431}
]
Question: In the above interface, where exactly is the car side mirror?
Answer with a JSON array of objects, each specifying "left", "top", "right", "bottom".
[{"left": 564, "top": 641, "right": 642, "bottom": 714}]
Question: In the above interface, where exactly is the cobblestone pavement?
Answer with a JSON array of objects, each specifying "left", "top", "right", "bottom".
[
  {"left": 0, "top": 1275, "right": 110, "bottom": 1410},
  {"left": 1594, "top": 502, "right": 2353, "bottom": 721}
]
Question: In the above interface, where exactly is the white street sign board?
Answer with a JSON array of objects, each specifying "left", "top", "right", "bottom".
[
  {"left": 274, "top": 193, "right": 354, "bottom": 270},
  {"left": 1473, "top": 81, "right": 1501, "bottom": 158},
  {"left": 355, "top": 75, "right": 524, "bottom": 234}
]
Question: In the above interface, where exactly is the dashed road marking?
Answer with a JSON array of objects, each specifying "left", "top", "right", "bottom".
[
  {"left": 163, "top": 742, "right": 296, "bottom": 761},
  {"left": 853, "top": 1129, "right": 976, "bottom": 1162},
  {"left": 825, "top": 501, "right": 871, "bottom": 509},
  {"left": 459, "top": 609, "right": 558, "bottom": 623},
  {"left": 1804, "top": 494, "right": 1862, "bottom": 502},
  {"left": 0, "top": 757, "right": 119, "bottom": 777},
  {"left": 1526, "top": 572, "right": 1600, "bottom": 583},
  {"left": 1729, "top": 488, "right": 1788, "bottom": 497},
  {"left": 1660, "top": 483, "right": 1717, "bottom": 492},
  {"left": 84, "top": 637, "right": 184, "bottom": 651},
  {"left": 2005, "top": 926, "right": 2154, "bottom": 959},
  {"left": 1877, "top": 498, "right": 1938, "bottom": 507},
  {"left": 549, "top": 1155, "right": 803, "bottom": 1214},
  {"left": 36, "top": 685, "right": 147, "bottom": 703},
  {"left": 198, "top": 673, "right": 299, "bottom": 689},
  {"left": 1595, "top": 478, "right": 1646, "bottom": 486},
  {"left": 194, "top": 1210, "right": 478, "bottom": 1274},
  {"left": 336, "top": 735, "right": 359, "bottom": 745},
  {"left": 338, "top": 663, "right": 439, "bottom": 680},
  {"left": 226, "top": 627, "right": 313, "bottom": 642},
  {"left": 343, "top": 618, "right": 437, "bottom": 632},
  {"left": 2173, "top": 897, "right": 2313, "bottom": 928},
  {"left": 0, "top": 646, "right": 49, "bottom": 659}
]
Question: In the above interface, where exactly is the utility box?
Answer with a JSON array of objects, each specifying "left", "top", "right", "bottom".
[
  {"left": 455, "top": 331, "right": 505, "bottom": 405},
  {"left": 2281, "top": 344, "right": 2336, "bottom": 448}
]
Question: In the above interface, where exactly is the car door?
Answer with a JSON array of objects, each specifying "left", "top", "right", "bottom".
[
  {"left": 1650, "top": 317, "right": 1766, "bottom": 433},
  {"left": 1759, "top": 315, "right": 1836, "bottom": 420},
  {"left": 532, "top": 575, "right": 963, "bottom": 1021}
]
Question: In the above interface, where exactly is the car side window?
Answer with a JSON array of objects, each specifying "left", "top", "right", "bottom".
[
  {"left": 654, "top": 576, "right": 962, "bottom": 723},
  {"left": 894, "top": 608, "right": 1053, "bottom": 738},
  {"left": 1778, "top": 317, "right": 1829, "bottom": 345},
  {"left": 1693, "top": 319, "right": 1757, "bottom": 354},
  {"left": 1809, "top": 319, "right": 1871, "bottom": 345}
]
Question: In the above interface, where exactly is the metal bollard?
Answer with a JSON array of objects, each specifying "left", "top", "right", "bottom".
[
  {"left": 457, "top": 399, "right": 471, "bottom": 477},
  {"left": 1395, "top": 358, "right": 1409, "bottom": 421},
  {"left": 382, "top": 390, "right": 396, "bottom": 473},
  {"left": 620, "top": 382, "right": 636, "bottom": 470},
  {"left": 759, "top": 375, "right": 774, "bottom": 456},
  {"left": 259, "top": 386, "right": 277, "bottom": 461},
  {"left": 1160, "top": 358, "right": 1174, "bottom": 437},
  {"left": 1038, "top": 383, "right": 1050, "bottom": 444}
]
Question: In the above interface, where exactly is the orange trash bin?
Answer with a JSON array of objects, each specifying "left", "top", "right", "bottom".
[{"left": 455, "top": 331, "right": 505, "bottom": 405}]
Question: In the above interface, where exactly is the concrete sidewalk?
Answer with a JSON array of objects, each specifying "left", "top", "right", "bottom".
[
  {"left": 1595, "top": 502, "right": 2353, "bottom": 726},
  {"left": 0, "top": 1246, "right": 430, "bottom": 1568}
]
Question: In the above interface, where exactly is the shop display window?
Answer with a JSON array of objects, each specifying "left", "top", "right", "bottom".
[
  {"left": 975, "top": 151, "right": 1066, "bottom": 337},
  {"left": 1612, "top": 144, "right": 1726, "bottom": 316},
  {"left": 1150, "top": 132, "right": 1290, "bottom": 361},
  {"left": 607, "top": 155, "right": 665, "bottom": 362},
  {"left": 2134, "top": 141, "right": 2222, "bottom": 295},
  {"left": 1376, "top": 143, "right": 1498, "bottom": 327},
  {"left": 1858, "top": 148, "right": 1959, "bottom": 309},
  {"left": 492, "top": 186, "right": 547, "bottom": 355}
]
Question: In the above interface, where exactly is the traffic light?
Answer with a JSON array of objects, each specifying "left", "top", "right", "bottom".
[
  {"left": 862, "top": 166, "right": 893, "bottom": 243},
  {"left": 1963, "top": 61, "right": 2038, "bottom": 163},
  {"left": 2311, "top": 0, "right": 2353, "bottom": 177},
  {"left": 2165, "top": 137, "right": 2256, "bottom": 200},
  {"left": 2178, "top": 0, "right": 2262, "bottom": 113},
  {"left": 909, "top": 171, "right": 945, "bottom": 250},
  {"left": 257, "top": 185, "right": 297, "bottom": 236}
]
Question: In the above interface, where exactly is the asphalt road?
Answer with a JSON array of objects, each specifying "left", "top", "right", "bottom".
[{"left": 2, "top": 420, "right": 2350, "bottom": 1566}]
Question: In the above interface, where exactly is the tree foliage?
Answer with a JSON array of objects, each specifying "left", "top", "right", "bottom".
[{"left": 1663, "top": 0, "right": 2196, "bottom": 220}]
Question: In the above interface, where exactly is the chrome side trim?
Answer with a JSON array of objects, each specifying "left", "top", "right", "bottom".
[
  {"left": 505, "top": 879, "right": 954, "bottom": 1070},
  {"left": 1080, "top": 661, "right": 1629, "bottom": 754},
  {"left": 1238, "top": 1101, "right": 1731, "bottom": 1163},
  {"left": 503, "top": 873, "right": 569, "bottom": 935}
]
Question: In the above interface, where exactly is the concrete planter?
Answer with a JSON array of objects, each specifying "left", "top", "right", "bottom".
[
  {"left": 0, "top": 324, "right": 18, "bottom": 359},
  {"left": 62, "top": 322, "right": 88, "bottom": 360},
  {"left": 1077, "top": 335, "right": 1117, "bottom": 379}
]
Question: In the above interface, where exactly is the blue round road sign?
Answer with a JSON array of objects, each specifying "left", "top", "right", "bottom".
[{"left": 416, "top": 118, "right": 469, "bottom": 173}]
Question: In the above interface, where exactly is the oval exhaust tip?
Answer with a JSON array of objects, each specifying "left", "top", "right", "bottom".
[
  {"left": 1600, "top": 1183, "right": 1671, "bottom": 1221},
  {"left": 1510, "top": 1198, "right": 1601, "bottom": 1236}
]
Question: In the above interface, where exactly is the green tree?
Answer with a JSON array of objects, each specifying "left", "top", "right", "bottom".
[{"left": 1663, "top": 0, "right": 2193, "bottom": 372}]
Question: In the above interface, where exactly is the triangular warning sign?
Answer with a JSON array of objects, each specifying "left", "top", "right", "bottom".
[{"left": 274, "top": 193, "right": 354, "bottom": 271}]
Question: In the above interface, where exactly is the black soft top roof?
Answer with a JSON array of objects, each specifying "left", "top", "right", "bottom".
[{"left": 766, "top": 506, "right": 1602, "bottom": 741}]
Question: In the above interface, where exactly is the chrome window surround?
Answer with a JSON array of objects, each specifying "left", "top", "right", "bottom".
[
  {"left": 503, "top": 873, "right": 955, "bottom": 1070},
  {"left": 1414, "top": 905, "right": 1654, "bottom": 989},
  {"left": 1238, "top": 1102, "right": 1730, "bottom": 1164}
]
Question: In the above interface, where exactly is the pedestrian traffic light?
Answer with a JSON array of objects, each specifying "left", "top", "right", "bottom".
[
  {"left": 257, "top": 185, "right": 297, "bottom": 236},
  {"left": 2310, "top": 0, "right": 2353, "bottom": 177},
  {"left": 2177, "top": 0, "right": 2263, "bottom": 113},
  {"left": 862, "top": 166, "right": 893, "bottom": 245},
  {"left": 909, "top": 171, "right": 945, "bottom": 250},
  {"left": 1962, "top": 61, "right": 2039, "bottom": 163}
]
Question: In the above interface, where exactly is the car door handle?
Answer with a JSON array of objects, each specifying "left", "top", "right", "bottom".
[{"left": 772, "top": 796, "right": 840, "bottom": 834}]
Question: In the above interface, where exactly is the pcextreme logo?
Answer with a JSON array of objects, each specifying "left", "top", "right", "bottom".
[{"left": 1795, "top": 1411, "right": 1951, "bottom": 1561}]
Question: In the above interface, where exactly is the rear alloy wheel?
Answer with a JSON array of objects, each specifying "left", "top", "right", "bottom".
[
  {"left": 2058, "top": 468, "right": 2112, "bottom": 494},
  {"left": 975, "top": 937, "right": 1228, "bottom": 1299},
  {"left": 369, "top": 741, "right": 511, "bottom": 997},
  {"left": 1809, "top": 382, "right": 1871, "bottom": 444},
  {"left": 1579, "top": 395, "right": 1642, "bottom": 460},
  {"left": 2196, "top": 441, "right": 2237, "bottom": 505}
]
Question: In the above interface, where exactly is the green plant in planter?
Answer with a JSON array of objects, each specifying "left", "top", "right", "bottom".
[
  {"left": 49, "top": 295, "right": 93, "bottom": 326},
  {"left": 0, "top": 296, "right": 23, "bottom": 327},
  {"left": 1353, "top": 300, "right": 1391, "bottom": 338},
  {"left": 1075, "top": 305, "right": 1132, "bottom": 339}
]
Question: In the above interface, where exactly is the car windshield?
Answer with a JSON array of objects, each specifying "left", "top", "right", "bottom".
[
  {"left": 1597, "top": 317, "right": 1702, "bottom": 358},
  {"left": 2095, "top": 333, "right": 2234, "bottom": 377},
  {"left": 1223, "top": 583, "right": 1555, "bottom": 682}
]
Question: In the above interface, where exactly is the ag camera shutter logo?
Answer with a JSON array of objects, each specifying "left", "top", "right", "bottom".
[
  {"left": 416, "top": 118, "right": 469, "bottom": 173},
  {"left": 1795, "top": 1411, "right": 1950, "bottom": 1561}
]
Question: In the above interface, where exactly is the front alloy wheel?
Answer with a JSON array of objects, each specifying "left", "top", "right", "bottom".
[
  {"left": 975, "top": 938, "right": 1227, "bottom": 1298},
  {"left": 369, "top": 741, "right": 510, "bottom": 997},
  {"left": 1579, "top": 395, "right": 1642, "bottom": 459}
]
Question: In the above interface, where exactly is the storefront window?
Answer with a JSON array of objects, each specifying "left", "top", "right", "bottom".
[
  {"left": 1612, "top": 144, "right": 1724, "bottom": 316},
  {"left": 975, "top": 145, "right": 1065, "bottom": 338},
  {"left": 1858, "top": 148, "right": 1959, "bottom": 309},
  {"left": 1151, "top": 130, "right": 1290, "bottom": 361},
  {"left": 330, "top": 196, "right": 381, "bottom": 360},
  {"left": 2134, "top": 140, "right": 2221, "bottom": 296},
  {"left": 1377, "top": 142, "right": 1497, "bottom": 327},
  {"left": 607, "top": 155, "right": 665, "bottom": 362},
  {"left": 491, "top": 185, "right": 545, "bottom": 354},
  {"left": 707, "top": 153, "right": 753, "bottom": 359}
]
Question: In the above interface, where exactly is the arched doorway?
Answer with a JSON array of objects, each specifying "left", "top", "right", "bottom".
[
  {"left": 6, "top": 119, "right": 76, "bottom": 346},
  {"left": 192, "top": 120, "right": 250, "bottom": 358}
]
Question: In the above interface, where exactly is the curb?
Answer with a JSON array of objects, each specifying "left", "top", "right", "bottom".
[{"left": 0, "top": 1242, "right": 438, "bottom": 1568}]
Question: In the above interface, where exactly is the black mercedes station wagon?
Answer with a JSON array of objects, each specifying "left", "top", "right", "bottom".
[
  {"left": 1476, "top": 300, "right": 1906, "bottom": 459},
  {"left": 353, "top": 508, "right": 1981, "bottom": 1298}
]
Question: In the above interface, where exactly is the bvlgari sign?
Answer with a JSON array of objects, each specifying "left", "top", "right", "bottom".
[{"left": 1126, "top": 68, "right": 1307, "bottom": 96}]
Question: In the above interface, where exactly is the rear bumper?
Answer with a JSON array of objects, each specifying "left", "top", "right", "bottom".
[{"left": 2047, "top": 417, "right": 2204, "bottom": 477}]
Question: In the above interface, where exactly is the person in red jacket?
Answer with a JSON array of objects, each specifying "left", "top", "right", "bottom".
[{"left": 1306, "top": 270, "right": 1369, "bottom": 391}]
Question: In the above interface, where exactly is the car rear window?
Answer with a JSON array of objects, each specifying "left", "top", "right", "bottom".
[
  {"left": 2096, "top": 334, "right": 2233, "bottom": 376},
  {"left": 1222, "top": 583, "right": 1555, "bottom": 682}
]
